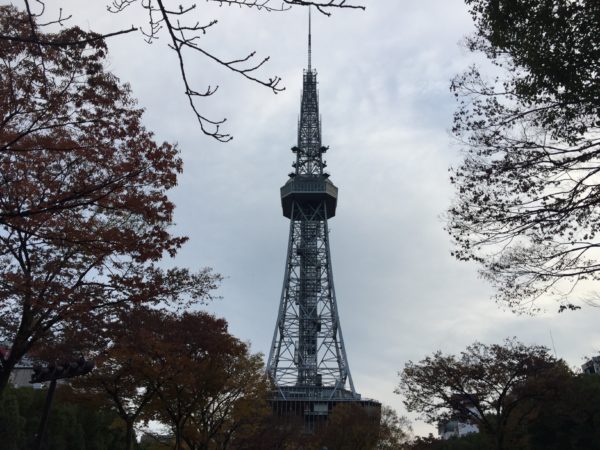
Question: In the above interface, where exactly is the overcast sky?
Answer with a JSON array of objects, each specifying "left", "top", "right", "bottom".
[{"left": 11, "top": 0, "right": 600, "bottom": 436}]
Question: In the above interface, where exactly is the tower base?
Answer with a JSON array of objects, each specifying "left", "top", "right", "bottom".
[{"left": 271, "top": 387, "right": 381, "bottom": 433}]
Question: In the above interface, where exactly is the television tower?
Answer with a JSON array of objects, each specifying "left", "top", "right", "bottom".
[{"left": 267, "top": 10, "right": 379, "bottom": 427}]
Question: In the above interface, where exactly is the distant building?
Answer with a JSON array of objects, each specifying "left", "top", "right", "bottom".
[
  {"left": 10, "top": 356, "right": 36, "bottom": 388},
  {"left": 438, "top": 394, "right": 479, "bottom": 440},
  {"left": 438, "top": 418, "right": 479, "bottom": 440},
  {"left": 139, "top": 432, "right": 173, "bottom": 447},
  {"left": 1, "top": 341, "right": 40, "bottom": 389},
  {"left": 582, "top": 356, "right": 600, "bottom": 374}
]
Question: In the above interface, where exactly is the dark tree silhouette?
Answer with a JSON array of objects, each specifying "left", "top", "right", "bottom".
[
  {"left": 397, "top": 339, "right": 570, "bottom": 450},
  {"left": 448, "top": 0, "right": 600, "bottom": 312},
  {"left": 72, "top": 307, "right": 175, "bottom": 450},
  {"left": 377, "top": 405, "right": 413, "bottom": 450},
  {"left": 1, "top": 0, "right": 364, "bottom": 141},
  {"left": 144, "top": 312, "right": 269, "bottom": 450}
]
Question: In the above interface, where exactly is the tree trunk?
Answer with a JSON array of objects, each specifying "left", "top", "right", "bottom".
[
  {"left": 125, "top": 419, "right": 134, "bottom": 450},
  {"left": 496, "top": 431, "right": 504, "bottom": 450},
  {"left": 0, "top": 368, "right": 12, "bottom": 395},
  {"left": 174, "top": 424, "right": 182, "bottom": 450},
  {"left": 33, "top": 380, "right": 57, "bottom": 450}
]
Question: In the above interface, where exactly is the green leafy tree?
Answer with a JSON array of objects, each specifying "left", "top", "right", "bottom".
[
  {"left": 397, "top": 339, "right": 569, "bottom": 450},
  {"left": 448, "top": 0, "right": 600, "bottom": 311}
]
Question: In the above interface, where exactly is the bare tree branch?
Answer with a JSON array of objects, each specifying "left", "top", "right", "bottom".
[
  {"left": 0, "top": 27, "right": 138, "bottom": 46},
  {"left": 152, "top": 0, "right": 285, "bottom": 141},
  {"left": 1, "top": 0, "right": 364, "bottom": 141}
]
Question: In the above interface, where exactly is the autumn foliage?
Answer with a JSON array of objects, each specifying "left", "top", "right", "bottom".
[
  {"left": 73, "top": 308, "right": 270, "bottom": 450},
  {"left": 0, "top": 5, "right": 217, "bottom": 391}
]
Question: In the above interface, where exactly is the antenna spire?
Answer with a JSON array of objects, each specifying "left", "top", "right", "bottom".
[{"left": 308, "top": 7, "right": 312, "bottom": 71}]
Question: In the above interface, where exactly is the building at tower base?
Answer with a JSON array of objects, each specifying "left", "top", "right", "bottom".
[{"left": 271, "top": 388, "right": 381, "bottom": 433}]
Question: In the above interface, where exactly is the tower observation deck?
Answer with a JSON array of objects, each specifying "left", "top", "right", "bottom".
[{"left": 266, "top": 11, "right": 379, "bottom": 430}]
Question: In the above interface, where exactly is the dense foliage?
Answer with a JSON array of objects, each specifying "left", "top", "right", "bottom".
[
  {"left": 448, "top": 0, "right": 600, "bottom": 311},
  {"left": 407, "top": 433, "right": 492, "bottom": 450},
  {"left": 0, "top": 5, "right": 218, "bottom": 393},
  {"left": 523, "top": 373, "right": 600, "bottom": 450},
  {"left": 405, "top": 370, "right": 600, "bottom": 450},
  {"left": 398, "top": 339, "right": 568, "bottom": 450},
  {"left": 71, "top": 308, "right": 270, "bottom": 450},
  {"left": 0, "top": 385, "right": 128, "bottom": 450}
]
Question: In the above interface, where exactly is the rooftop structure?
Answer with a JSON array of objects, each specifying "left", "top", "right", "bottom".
[{"left": 582, "top": 356, "right": 600, "bottom": 374}]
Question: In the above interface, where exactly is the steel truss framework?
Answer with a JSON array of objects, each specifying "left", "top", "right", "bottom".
[{"left": 267, "top": 63, "right": 358, "bottom": 402}]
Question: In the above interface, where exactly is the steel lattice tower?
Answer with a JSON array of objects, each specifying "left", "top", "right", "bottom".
[{"left": 267, "top": 14, "right": 378, "bottom": 426}]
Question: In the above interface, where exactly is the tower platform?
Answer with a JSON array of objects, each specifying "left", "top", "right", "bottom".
[{"left": 280, "top": 175, "right": 338, "bottom": 219}]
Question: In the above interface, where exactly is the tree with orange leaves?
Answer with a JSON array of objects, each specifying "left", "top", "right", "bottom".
[
  {"left": 146, "top": 312, "right": 270, "bottom": 450},
  {"left": 71, "top": 307, "right": 175, "bottom": 450},
  {"left": 71, "top": 309, "right": 268, "bottom": 450},
  {"left": 0, "top": 5, "right": 219, "bottom": 393}
]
